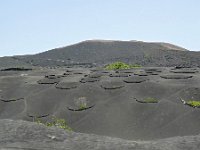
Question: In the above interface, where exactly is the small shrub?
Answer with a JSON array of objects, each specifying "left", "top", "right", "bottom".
[
  {"left": 76, "top": 97, "right": 88, "bottom": 110},
  {"left": 143, "top": 97, "right": 158, "bottom": 103},
  {"left": 105, "top": 62, "right": 142, "bottom": 70},
  {"left": 79, "top": 103, "right": 87, "bottom": 110},
  {"left": 35, "top": 117, "right": 72, "bottom": 131},
  {"left": 35, "top": 118, "right": 42, "bottom": 124},
  {"left": 186, "top": 100, "right": 200, "bottom": 108}
]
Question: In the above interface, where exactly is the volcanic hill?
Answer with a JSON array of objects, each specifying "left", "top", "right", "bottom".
[{"left": 2, "top": 40, "right": 199, "bottom": 68}]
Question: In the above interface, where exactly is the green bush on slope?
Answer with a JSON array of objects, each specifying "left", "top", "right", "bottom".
[
  {"left": 105, "top": 62, "right": 142, "bottom": 70},
  {"left": 186, "top": 100, "right": 200, "bottom": 108},
  {"left": 35, "top": 116, "right": 72, "bottom": 131}
]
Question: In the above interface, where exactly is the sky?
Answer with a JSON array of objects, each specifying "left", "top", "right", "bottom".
[{"left": 0, "top": 0, "right": 200, "bottom": 57}]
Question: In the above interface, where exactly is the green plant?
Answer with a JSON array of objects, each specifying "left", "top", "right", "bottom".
[
  {"left": 35, "top": 118, "right": 42, "bottom": 124},
  {"left": 186, "top": 100, "right": 200, "bottom": 108},
  {"left": 143, "top": 97, "right": 158, "bottom": 103},
  {"left": 77, "top": 96, "right": 87, "bottom": 110},
  {"left": 79, "top": 103, "right": 87, "bottom": 110},
  {"left": 35, "top": 117, "right": 72, "bottom": 131},
  {"left": 105, "top": 62, "right": 142, "bottom": 70}
]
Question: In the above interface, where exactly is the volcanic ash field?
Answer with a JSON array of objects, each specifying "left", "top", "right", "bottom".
[
  {"left": 0, "top": 66, "right": 200, "bottom": 149},
  {"left": 1, "top": 40, "right": 200, "bottom": 150}
]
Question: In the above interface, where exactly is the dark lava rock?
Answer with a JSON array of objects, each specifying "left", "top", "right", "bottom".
[
  {"left": 123, "top": 76, "right": 147, "bottom": 83},
  {"left": 66, "top": 70, "right": 85, "bottom": 75},
  {"left": 160, "top": 74, "right": 193, "bottom": 79},
  {"left": 37, "top": 78, "right": 60, "bottom": 84},
  {"left": 0, "top": 97, "right": 24, "bottom": 102},
  {"left": 145, "top": 71, "right": 153, "bottom": 74},
  {"left": 1, "top": 67, "right": 32, "bottom": 71},
  {"left": 66, "top": 70, "right": 73, "bottom": 72},
  {"left": 98, "top": 71, "right": 110, "bottom": 74},
  {"left": 134, "top": 72, "right": 148, "bottom": 76},
  {"left": 62, "top": 72, "right": 72, "bottom": 76},
  {"left": 101, "top": 81, "right": 125, "bottom": 90},
  {"left": 144, "top": 69, "right": 161, "bottom": 75},
  {"left": 55, "top": 82, "right": 79, "bottom": 89},
  {"left": 174, "top": 65, "right": 194, "bottom": 69},
  {"left": 149, "top": 72, "right": 159, "bottom": 75},
  {"left": 27, "top": 113, "right": 50, "bottom": 119},
  {"left": 115, "top": 69, "right": 134, "bottom": 74},
  {"left": 45, "top": 74, "right": 61, "bottom": 79},
  {"left": 67, "top": 105, "right": 94, "bottom": 111},
  {"left": 73, "top": 72, "right": 84, "bottom": 75},
  {"left": 170, "top": 69, "right": 198, "bottom": 73},
  {"left": 90, "top": 68, "right": 111, "bottom": 73},
  {"left": 145, "top": 72, "right": 159, "bottom": 75},
  {"left": 80, "top": 77, "right": 100, "bottom": 83},
  {"left": 109, "top": 73, "right": 131, "bottom": 77}
]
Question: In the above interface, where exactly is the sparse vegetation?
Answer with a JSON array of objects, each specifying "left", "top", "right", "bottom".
[
  {"left": 77, "top": 97, "right": 88, "bottom": 110},
  {"left": 79, "top": 103, "right": 87, "bottom": 110},
  {"left": 35, "top": 116, "right": 72, "bottom": 131},
  {"left": 105, "top": 62, "right": 142, "bottom": 70},
  {"left": 186, "top": 100, "right": 200, "bottom": 108},
  {"left": 143, "top": 97, "right": 158, "bottom": 103}
]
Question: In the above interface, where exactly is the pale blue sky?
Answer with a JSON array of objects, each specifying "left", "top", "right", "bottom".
[{"left": 0, "top": 0, "right": 200, "bottom": 56}]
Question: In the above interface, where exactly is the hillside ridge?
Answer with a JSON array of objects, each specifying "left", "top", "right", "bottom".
[{"left": 0, "top": 40, "right": 199, "bottom": 68}]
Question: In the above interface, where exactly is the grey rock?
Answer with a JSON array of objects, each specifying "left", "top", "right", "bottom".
[{"left": 0, "top": 119, "right": 200, "bottom": 150}]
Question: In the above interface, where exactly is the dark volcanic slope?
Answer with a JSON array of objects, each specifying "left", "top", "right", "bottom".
[
  {"left": 0, "top": 67, "right": 200, "bottom": 141},
  {"left": 1, "top": 119, "right": 200, "bottom": 150},
  {"left": 0, "top": 56, "right": 32, "bottom": 69},
  {"left": 18, "top": 40, "right": 200, "bottom": 67}
]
